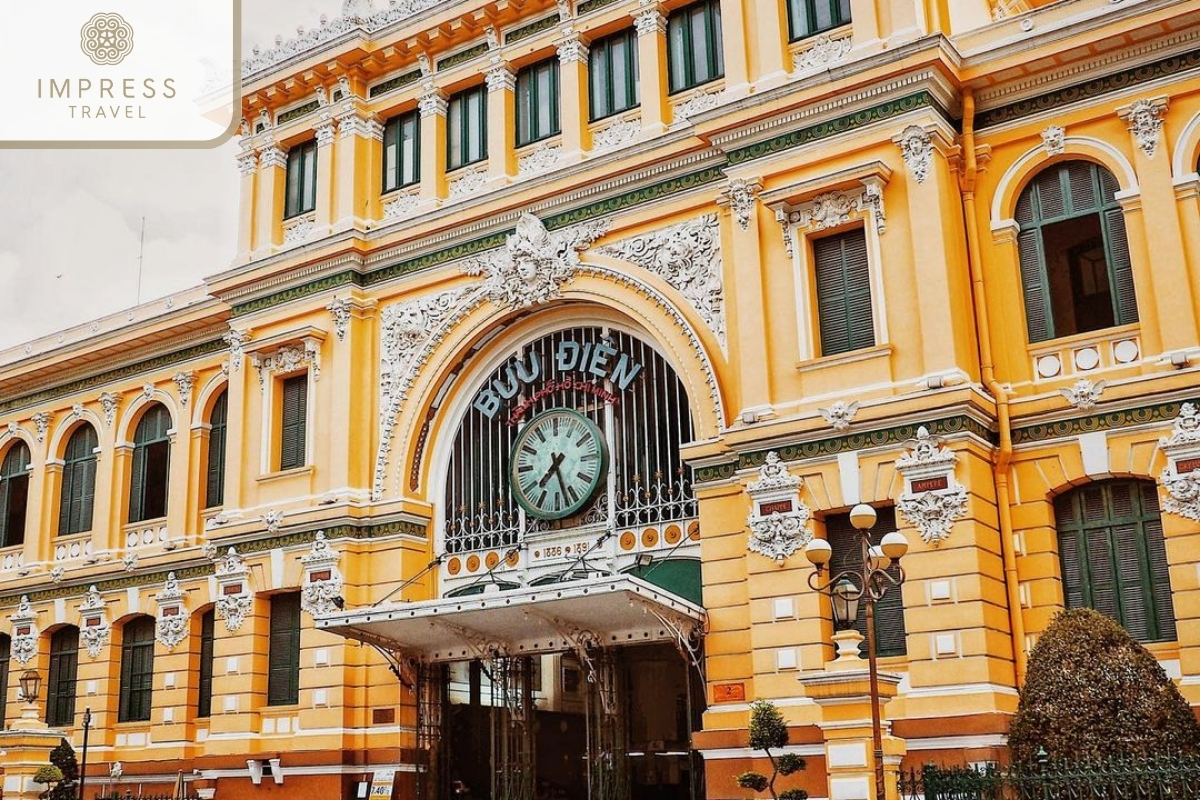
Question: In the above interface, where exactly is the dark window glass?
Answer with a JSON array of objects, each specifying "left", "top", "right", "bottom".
[
  {"left": 590, "top": 28, "right": 640, "bottom": 121},
  {"left": 1015, "top": 161, "right": 1138, "bottom": 343},
  {"left": 813, "top": 228, "right": 875, "bottom": 356},
  {"left": 516, "top": 59, "right": 561, "bottom": 146},
  {"left": 47, "top": 626, "right": 79, "bottom": 727},
  {"left": 0, "top": 443, "right": 30, "bottom": 548},
  {"left": 0, "top": 634, "right": 9, "bottom": 726},
  {"left": 205, "top": 392, "right": 228, "bottom": 509},
  {"left": 267, "top": 593, "right": 301, "bottom": 706},
  {"left": 786, "top": 0, "right": 851, "bottom": 41},
  {"left": 279, "top": 375, "right": 308, "bottom": 471},
  {"left": 383, "top": 110, "right": 421, "bottom": 193},
  {"left": 447, "top": 86, "right": 488, "bottom": 170},
  {"left": 119, "top": 617, "right": 155, "bottom": 722},
  {"left": 129, "top": 404, "right": 171, "bottom": 523},
  {"left": 197, "top": 610, "right": 215, "bottom": 718},
  {"left": 1056, "top": 480, "right": 1175, "bottom": 643},
  {"left": 284, "top": 140, "right": 318, "bottom": 218},
  {"left": 59, "top": 425, "right": 98, "bottom": 536},
  {"left": 667, "top": 0, "right": 724, "bottom": 93},
  {"left": 825, "top": 508, "right": 907, "bottom": 657}
]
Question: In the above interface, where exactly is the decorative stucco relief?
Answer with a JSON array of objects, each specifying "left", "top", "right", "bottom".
[{"left": 745, "top": 452, "right": 812, "bottom": 561}]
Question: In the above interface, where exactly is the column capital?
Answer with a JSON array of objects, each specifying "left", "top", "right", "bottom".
[
  {"left": 558, "top": 34, "right": 589, "bottom": 65},
  {"left": 258, "top": 144, "right": 287, "bottom": 170},
  {"left": 486, "top": 64, "right": 516, "bottom": 93},
  {"left": 418, "top": 89, "right": 448, "bottom": 118},
  {"left": 633, "top": 1, "right": 667, "bottom": 36},
  {"left": 236, "top": 149, "right": 258, "bottom": 176},
  {"left": 337, "top": 108, "right": 384, "bottom": 141},
  {"left": 315, "top": 114, "right": 338, "bottom": 148}
]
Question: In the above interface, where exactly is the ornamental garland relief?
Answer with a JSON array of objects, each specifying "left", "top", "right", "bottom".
[
  {"left": 596, "top": 214, "right": 725, "bottom": 348},
  {"left": 894, "top": 427, "right": 968, "bottom": 546},
  {"left": 301, "top": 532, "right": 344, "bottom": 617},
  {"left": 79, "top": 585, "right": 111, "bottom": 659},
  {"left": 10, "top": 595, "right": 38, "bottom": 666},
  {"left": 1159, "top": 402, "right": 1200, "bottom": 522},
  {"left": 154, "top": 572, "right": 189, "bottom": 651},
  {"left": 745, "top": 451, "right": 812, "bottom": 561},
  {"left": 372, "top": 213, "right": 728, "bottom": 500}
]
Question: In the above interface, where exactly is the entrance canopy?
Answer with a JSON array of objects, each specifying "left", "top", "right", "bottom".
[{"left": 315, "top": 575, "right": 706, "bottom": 662}]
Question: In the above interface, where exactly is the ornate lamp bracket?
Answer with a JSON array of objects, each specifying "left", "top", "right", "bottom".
[
  {"left": 1159, "top": 402, "right": 1200, "bottom": 521},
  {"left": 895, "top": 427, "right": 967, "bottom": 546},
  {"left": 745, "top": 451, "right": 812, "bottom": 561}
]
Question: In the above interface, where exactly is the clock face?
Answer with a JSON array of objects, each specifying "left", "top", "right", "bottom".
[{"left": 509, "top": 409, "right": 607, "bottom": 520}]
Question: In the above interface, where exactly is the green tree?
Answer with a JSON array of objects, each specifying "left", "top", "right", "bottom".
[
  {"left": 48, "top": 739, "right": 79, "bottom": 800},
  {"left": 1008, "top": 608, "right": 1200, "bottom": 764},
  {"left": 736, "top": 699, "right": 808, "bottom": 800},
  {"left": 32, "top": 764, "right": 63, "bottom": 800}
]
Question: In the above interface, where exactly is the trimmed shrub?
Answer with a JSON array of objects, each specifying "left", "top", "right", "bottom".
[
  {"left": 737, "top": 699, "right": 808, "bottom": 800},
  {"left": 1008, "top": 608, "right": 1200, "bottom": 764}
]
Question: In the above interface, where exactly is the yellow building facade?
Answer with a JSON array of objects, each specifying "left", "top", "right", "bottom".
[{"left": 1, "top": 0, "right": 1199, "bottom": 798}]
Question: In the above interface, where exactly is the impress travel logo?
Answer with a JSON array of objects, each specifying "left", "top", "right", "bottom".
[{"left": 1, "top": 1, "right": 239, "bottom": 146}]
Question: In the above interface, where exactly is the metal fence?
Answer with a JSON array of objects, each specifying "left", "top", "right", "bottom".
[{"left": 899, "top": 754, "right": 1200, "bottom": 800}]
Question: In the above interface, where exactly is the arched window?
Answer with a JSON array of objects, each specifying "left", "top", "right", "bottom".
[
  {"left": 205, "top": 391, "right": 228, "bottom": 509},
  {"left": 129, "top": 404, "right": 171, "bottom": 523},
  {"left": 0, "top": 633, "right": 10, "bottom": 726},
  {"left": 1055, "top": 480, "right": 1175, "bottom": 642},
  {"left": 0, "top": 442, "right": 31, "bottom": 548},
  {"left": 59, "top": 425, "right": 98, "bottom": 536},
  {"left": 47, "top": 626, "right": 79, "bottom": 727},
  {"left": 1016, "top": 161, "right": 1137, "bottom": 343},
  {"left": 118, "top": 616, "right": 156, "bottom": 722}
]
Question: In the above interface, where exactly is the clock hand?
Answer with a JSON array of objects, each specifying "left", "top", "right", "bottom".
[
  {"left": 553, "top": 465, "right": 569, "bottom": 497},
  {"left": 539, "top": 452, "right": 566, "bottom": 488}
]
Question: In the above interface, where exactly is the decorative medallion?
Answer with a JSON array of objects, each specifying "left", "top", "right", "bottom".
[
  {"left": 327, "top": 297, "right": 352, "bottom": 342},
  {"left": 463, "top": 213, "right": 608, "bottom": 310},
  {"left": 818, "top": 400, "right": 860, "bottom": 432},
  {"left": 896, "top": 125, "right": 934, "bottom": 184},
  {"left": 1119, "top": 98, "right": 1167, "bottom": 158},
  {"left": 718, "top": 178, "right": 762, "bottom": 231},
  {"left": 301, "top": 532, "right": 344, "bottom": 617},
  {"left": 1059, "top": 378, "right": 1106, "bottom": 411},
  {"left": 745, "top": 452, "right": 812, "bottom": 561},
  {"left": 1041, "top": 125, "right": 1065, "bottom": 156},
  {"left": 895, "top": 427, "right": 967, "bottom": 546}
]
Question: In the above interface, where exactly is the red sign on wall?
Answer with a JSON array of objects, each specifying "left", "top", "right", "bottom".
[{"left": 713, "top": 683, "right": 746, "bottom": 703}]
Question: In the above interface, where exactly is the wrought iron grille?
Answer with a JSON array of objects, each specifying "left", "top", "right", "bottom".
[
  {"left": 899, "top": 755, "right": 1200, "bottom": 800},
  {"left": 444, "top": 327, "right": 696, "bottom": 554}
]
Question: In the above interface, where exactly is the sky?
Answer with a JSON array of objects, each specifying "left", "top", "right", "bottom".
[{"left": 0, "top": 0, "right": 346, "bottom": 350}]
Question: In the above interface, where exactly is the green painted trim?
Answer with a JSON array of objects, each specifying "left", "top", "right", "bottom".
[
  {"left": 542, "top": 165, "right": 727, "bottom": 230},
  {"left": 977, "top": 50, "right": 1200, "bottom": 129},
  {"left": 278, "top": 100, "right": 320, "bottom": 125},
  {"left": 726, "top": 91, "right": 942, "bottom": 166},
  {"left": 0, "top": 339, "right": 226, "bottom": 416},
  {"left": 734, "top": 416, "right": 994, "bottom": 472},
  {"left": 506, "top": 15, "right": 558, "bottom": 44},
  {"left": 438, "top": 43, "right": 489, "bottom": 71},
  {"left": 1, "top": 519, "right": 429, "bottom": 605},
  {"left": 694, "top": 461, "right": 737, "bottom": 484},
  {"left": 363, "top": 232, "right": 509, "bottom": 286},
  {"left": 232, "top": 270, "right": 363, "bottom": 317},
  {"left": 1010, "top": 400, "right": 1190, "bottom": 446},
  {"left": 370, "top": 70, "right": 421, "bottom": 98},
  {"left": 624, "top": 558, "right": 702, "bottom": 606},
  {"left": 577, "top": 0, "right": 621, "bottom": 14}
]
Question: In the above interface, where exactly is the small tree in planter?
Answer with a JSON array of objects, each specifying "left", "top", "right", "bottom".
[
  {"left": 1008, "top": 607, "right": 1200, "bottom": 764},
  {"left": 33, "top": 764, "right": 64, "bottom": 800},
  {"left": 48, "top": 738, "right": 80, "bottom": 800},
  {"left": 736, "top": 699, "right": 808, "bottom": 800}
]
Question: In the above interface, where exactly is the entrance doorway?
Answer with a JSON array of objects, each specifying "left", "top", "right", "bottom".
[{"left": 438, "top": 643, "right": 703, "bottom": 800}]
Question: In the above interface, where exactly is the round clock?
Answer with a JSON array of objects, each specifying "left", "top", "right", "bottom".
[{"left": 509, "top": 409, "right": 607, "bottom": 520}]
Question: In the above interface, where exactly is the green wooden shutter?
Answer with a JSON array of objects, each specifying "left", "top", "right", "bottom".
[
  {"left": 206, "top": 392, "right": 228, "bottom": 508},
  {"left": 0, "top": 634, "right": 9, "bottom": 727},
  {"left": 1102, "top": 206, "right": 1138, "bottom": 326},
  {"left": 1139, "top": 485, "right": 1176, "bottom": 641},
  {"left": 825, "top": 509, "right": 906, "bottom": 657},
  {"left": 814, "top": 230, "right": 874, "bottom": 356},
  {"left": 268, "top": 593, "right": 301, "bottom": 705},
  {"left": 279, "top": 376, "right": 308, "bottom": 471},
  {"left": 128, "top": 442, "right": 146, "bottom": 523},
  {"left": 46, "top": 627, "right": 79, "bottom": 727},
  {"left": 198, "top": 610, "right": 215, "bottom": 718}
]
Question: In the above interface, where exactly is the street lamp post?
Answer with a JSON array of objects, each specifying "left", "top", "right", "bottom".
[
  {"left": 803, "top": 503, "right": 909, "bottom": 800},
  {"left": 79, "top": 707, "right": 93, "bottom": 800}
]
